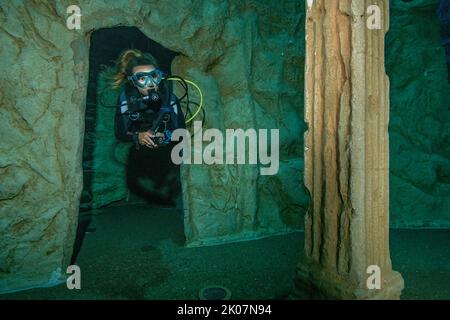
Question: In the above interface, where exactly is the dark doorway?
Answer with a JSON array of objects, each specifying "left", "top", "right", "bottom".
[{"left": 73, "top": 26, "right": 182, "bottom": 263}]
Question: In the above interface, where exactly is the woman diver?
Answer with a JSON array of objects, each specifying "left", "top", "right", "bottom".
[
  {"left": 110, "top": 49, "right": 186, "bottom": 205},
  {"left": 112, "top": 49, "right": 185, "bottom": 148}
]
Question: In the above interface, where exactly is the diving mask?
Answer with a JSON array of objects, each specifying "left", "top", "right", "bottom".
[{"left": 128, "top": 69, "right": 163, "bottom": 89}]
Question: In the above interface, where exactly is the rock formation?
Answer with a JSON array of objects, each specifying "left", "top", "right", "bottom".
[{"left": 0, "top": 1, "right": 305, "bottom": 293}]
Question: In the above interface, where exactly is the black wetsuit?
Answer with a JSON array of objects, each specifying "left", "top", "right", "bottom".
[{"left": 114, "top": 83, "right": 186, "bottom": 205}]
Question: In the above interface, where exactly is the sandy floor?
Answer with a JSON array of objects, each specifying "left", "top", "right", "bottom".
[{"left": 1, "top": 202, "right": 449, "bottom": 300}]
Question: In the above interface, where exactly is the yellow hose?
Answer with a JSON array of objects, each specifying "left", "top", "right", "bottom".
[{"left": 166, "top": 77, "right": 203, "bottom": 124}]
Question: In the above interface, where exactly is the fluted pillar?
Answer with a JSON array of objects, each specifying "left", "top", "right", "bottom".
[{"left": 292, "top": 0, "right": 404, "bottom": 299}]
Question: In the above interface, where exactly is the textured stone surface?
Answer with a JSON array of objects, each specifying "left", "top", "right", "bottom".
[
  {"left": 0, "top": 0, "right": 305, "bottom": 292},
  {"left": 387, "top": 0, "right": 450, "bottom": 228},
  {"left": 85, "top": 68, "right": 129, "bottom": 208},
  {"left": 292, "top": 0, "right": 404, "bottom": 299},
  {"left": 0, "top": 2, "right": 86, "bottom": 293}
]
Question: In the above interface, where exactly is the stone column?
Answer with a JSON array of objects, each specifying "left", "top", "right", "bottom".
[{"left": 292, "top": 0, "right": 404, "bottom": 299}]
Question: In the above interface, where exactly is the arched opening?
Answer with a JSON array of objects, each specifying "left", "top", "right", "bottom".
[{"left": 72, "top": 26, "right": 185, "bottom": 264}]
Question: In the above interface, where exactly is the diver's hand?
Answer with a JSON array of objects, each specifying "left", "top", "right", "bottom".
[{"left": 138, "top": 130, "right": 163, "bottom": 148}]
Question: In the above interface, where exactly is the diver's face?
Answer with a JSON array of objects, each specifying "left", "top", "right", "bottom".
[{"left": 131, "top": 65, "right": 157, "bottom": 95}]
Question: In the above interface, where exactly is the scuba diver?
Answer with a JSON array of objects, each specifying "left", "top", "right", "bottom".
[
  {"left": 111, "top": 49, "right": 186, "bottom": 206},
  {"left": 112, "top": 49, "right": 185, "bottom": 148},
  {"left": 438, "top": 0, "right": 450, "bottom": 82}
]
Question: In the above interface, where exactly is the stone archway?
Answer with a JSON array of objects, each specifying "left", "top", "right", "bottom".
[{"left": 0, "top": 1, "right": 305, "bottom": 293}]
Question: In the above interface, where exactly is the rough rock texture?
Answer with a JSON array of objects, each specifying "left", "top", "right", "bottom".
[
  {"left": 0, "top": 0, "right": 306, "bottom": 292},
  {"left": 387, "top": 0, "right": 450, "bottom": 228},
  {"left": 88, "top": 69, "right": 129, "bottom": 208},
  {"left": 158, "top": 0, "right": 309, "bottom": 244},
  {"left": 292, "top": 0, "right": 404, "bottom": 299},
  {"left": 0, "top": 2, "right": 86, "bottom": 293}
]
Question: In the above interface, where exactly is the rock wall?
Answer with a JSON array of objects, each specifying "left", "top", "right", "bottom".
[
  {"left": 0, "top": 1, "right": 86, "bottom": 293},
  {"left": 0, "top": 0, "right": 306, "bottom": 293},
  {"left": 89, "top": 69, "right": 129, "bottom": 208},
  {"left": 387, "top": 0, "right": 450, "bottom": 228}
]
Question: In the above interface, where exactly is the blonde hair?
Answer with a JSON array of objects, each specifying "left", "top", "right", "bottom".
[{"left": 110, "top": 49, "right": 159, "bottom": 89}]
